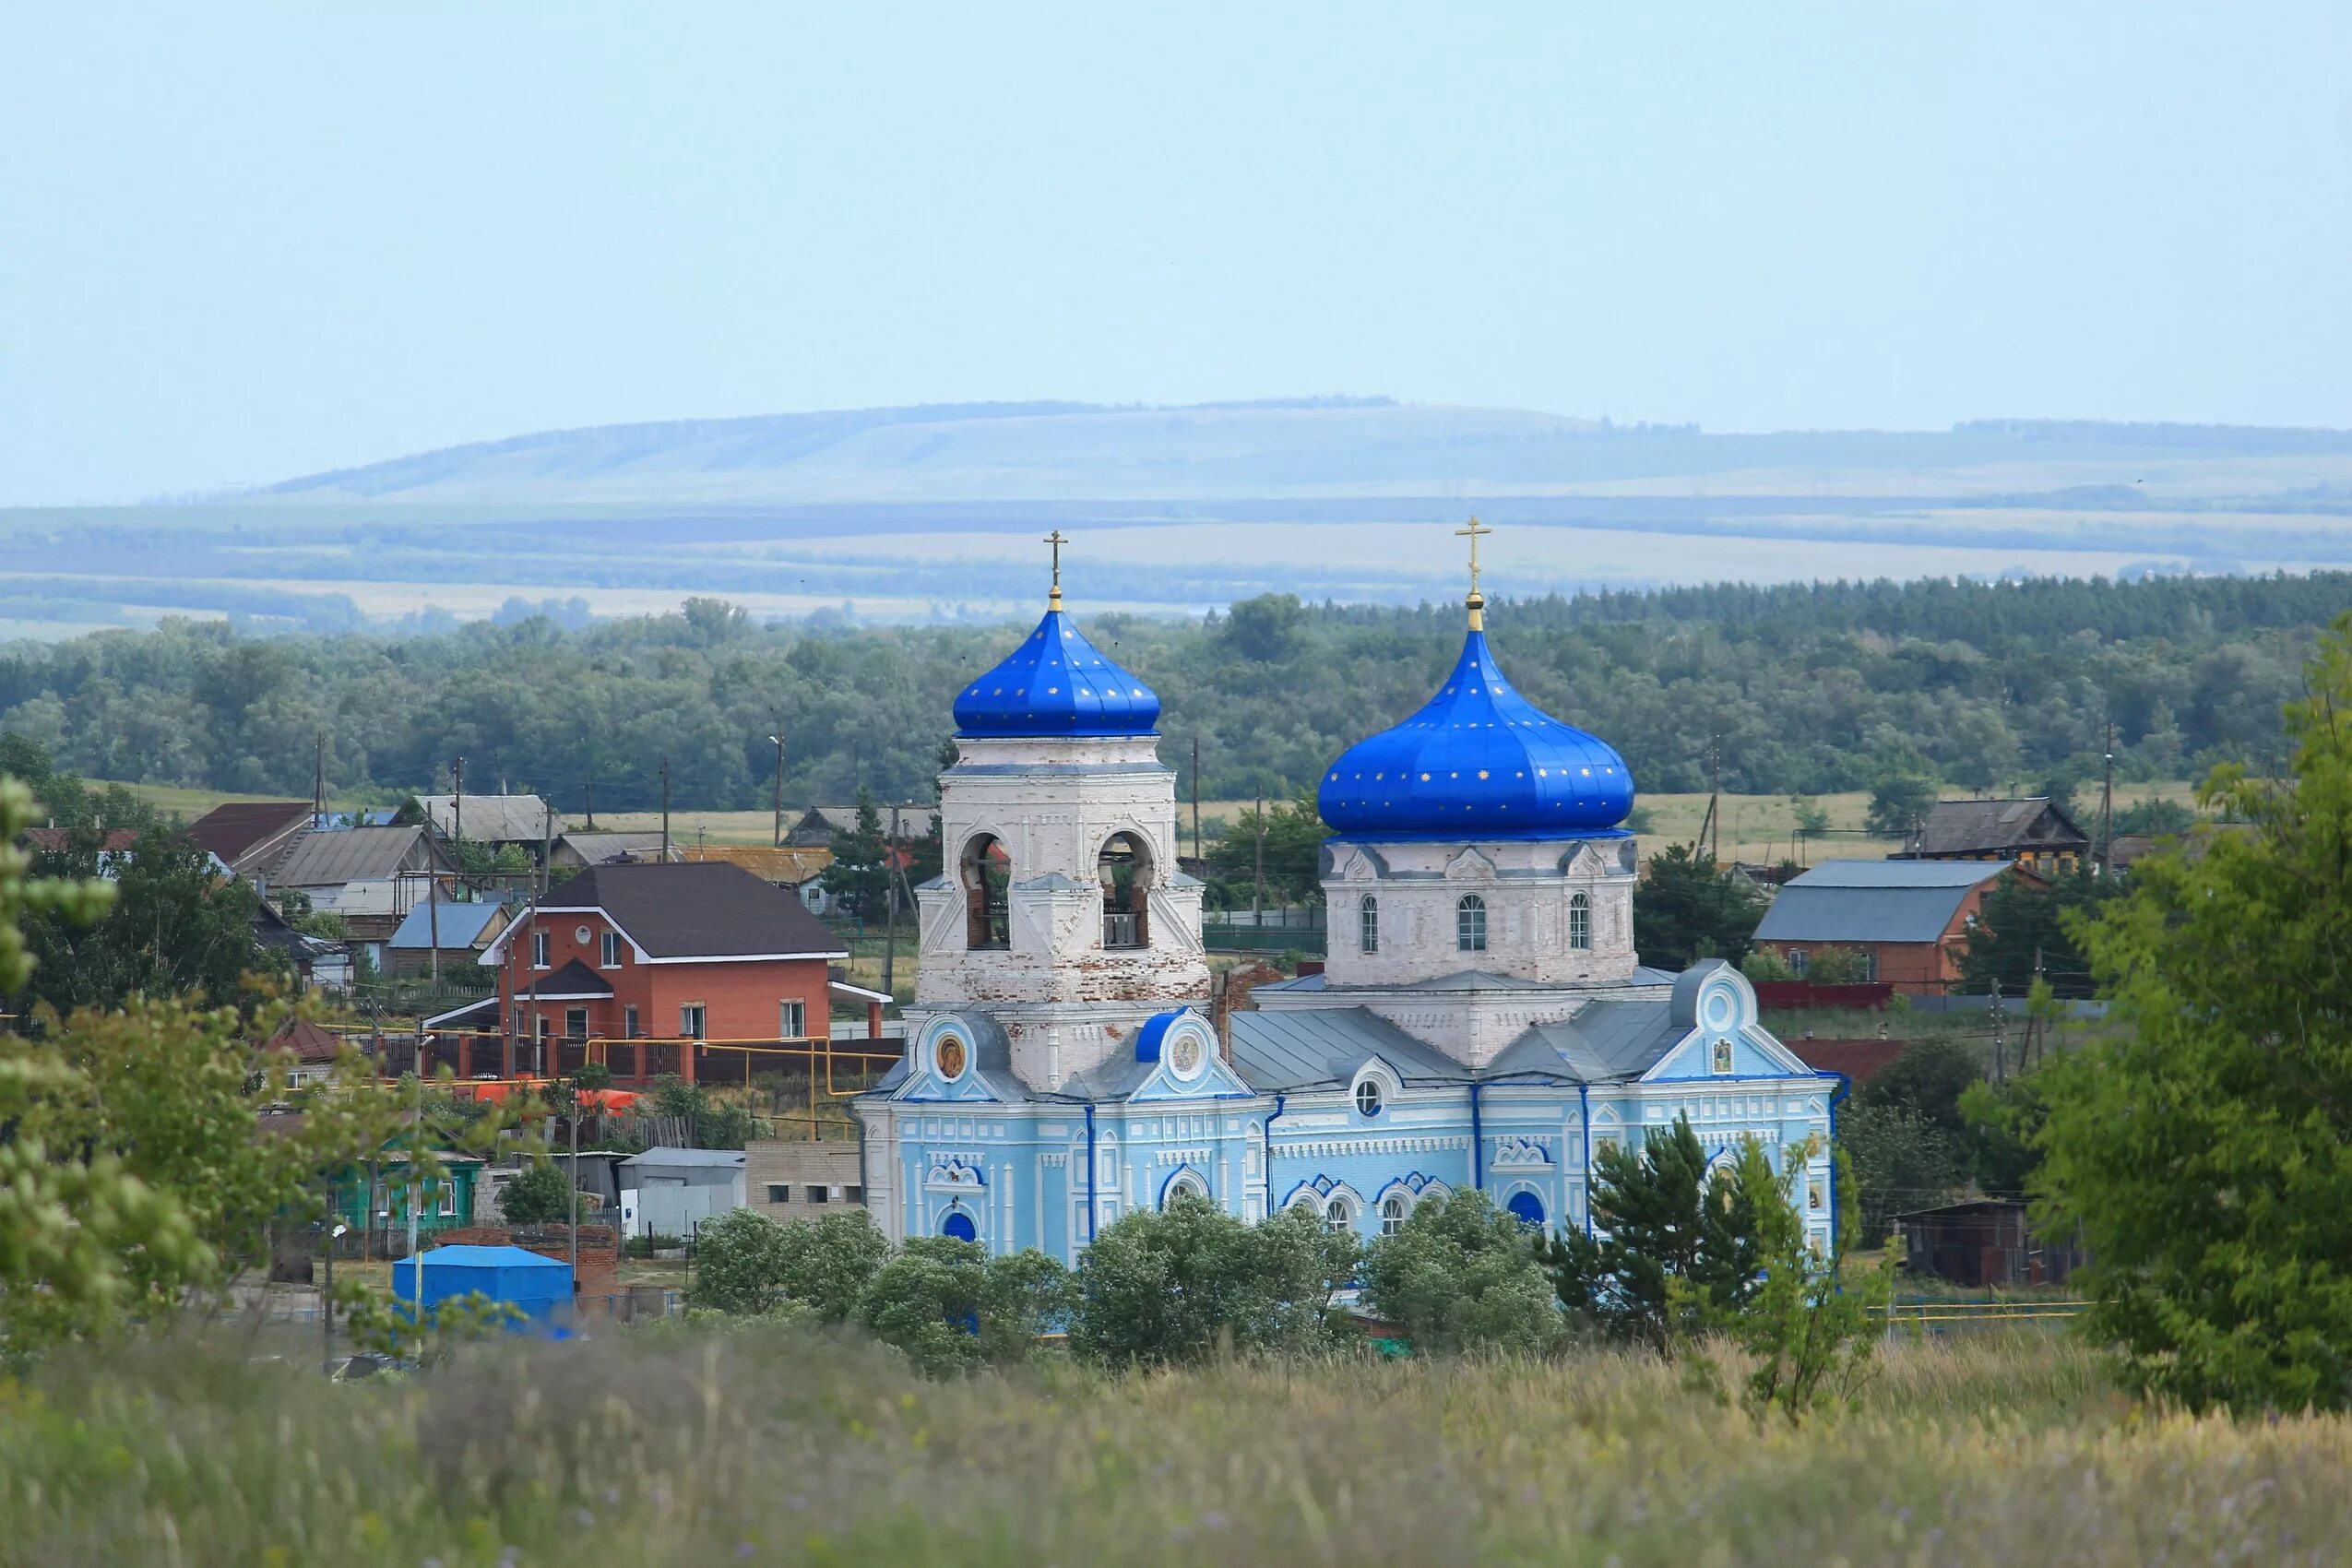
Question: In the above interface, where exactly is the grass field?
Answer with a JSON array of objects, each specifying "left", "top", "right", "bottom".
[{"left": 3, "top": 1327, "right": 2343, "bottom": 1566}]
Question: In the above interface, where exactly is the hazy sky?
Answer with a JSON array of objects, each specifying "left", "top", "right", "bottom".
[{"left": 5, "top": 4, "right": 2349, "bottom": 504}]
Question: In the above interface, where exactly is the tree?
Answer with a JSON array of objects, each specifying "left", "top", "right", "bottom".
[
  {"left": 683, "top": 1208, "right": 792, "bottom": 1314},
  {"left": 1632, "top": 845, "right": 1767, "bottom": 971},
  {"left": 1715, "top": 1137, "right": 1889, "bottom": 1426},
  {"left": 1544, "top": 1114, "right": 1763, "bottom": 1352},
  {"left": 1957, "top": 869, "right": 2121, "bottom": 1000},
  {"left": 497, "top": 1160, "right": 573, "bottom": 1225},
  {"left": 856, "top": 1238, "right": 1074, "bottom": 1376},
  {"left": 818, "top": 789, "right": 891, "bottom": 920},
  {"left": 1069, "top": 1194, "right": 1357, "bottom": 1366},
  {"left": 1359, "top": 1189, "right": 1563, "bottom": 1355},
  {"left": 1804, "top": 945, "right": 1873, "bottom": 984},
  {"left": 1202, "top": 790, "right": 1326, "bottom": 910},
  {"left": 688, "top": 1207, "right": 892, "bottom": 1319},
  {"left": 2033, "top": 615, "right": 2352, "bottom": 1412},
  {"left": 16, "top": 825, "right": 281, "bottom": 1021},
  {"left": 1865, "top": 772, "right": 1937, "bottom": 839}
]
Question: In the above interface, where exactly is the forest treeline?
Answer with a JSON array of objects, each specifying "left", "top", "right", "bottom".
[{"left": 0, "top": 572, "right": 2340, "bottom": 813}]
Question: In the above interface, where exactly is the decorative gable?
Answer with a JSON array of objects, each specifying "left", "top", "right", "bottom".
[{"left": 1444, "top": 845, "right": 1499, "bottom": 882}]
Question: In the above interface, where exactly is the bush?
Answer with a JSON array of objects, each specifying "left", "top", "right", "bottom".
[
  {"left": 685, "top": 1209, "right": 888, "bottom": 1319},
  {"left": 856, "top": 1238, "right": 1073, "bottom": 1376},
  {"left": 496, "top": 1162, "right": 573, "bottom": 1225},
  {"left": 1359, "top": 1190, "right": 1563, "bottom": 1356},
  {"left": 1070, "top": 1194, "right": 1357, "bottom": 1366}
]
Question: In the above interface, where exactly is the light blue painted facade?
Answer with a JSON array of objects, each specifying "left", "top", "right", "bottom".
[{"left": 853, "top": 577, "right": 1840, "bottom": 1258}]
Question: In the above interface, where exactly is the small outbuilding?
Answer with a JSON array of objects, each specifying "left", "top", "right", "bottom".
[
  {"left": 1896, "top": 1198, "right": 2085, "bottom": 1289},
  {"left": 392, "top": 1242, "right": 574, "bottom": 1325},
  {"left": 619, "top": 1146, "right": 746, "bottom": 1239}
]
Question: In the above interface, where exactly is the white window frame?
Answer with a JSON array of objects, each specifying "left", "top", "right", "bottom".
[
  {"left": 623, "top": 1004, "right": 640, "bottom": 1039},
  {"left": 1380, "top": 1193, "right": 1408, "bottom": 1237},
  {"left": 779, "top": 998, "right": 806, "bottom": 1040},
  {"left": 680, "top": 1003, "right": 707, "bottom": 1039},
  {"left": 564, "top": 1006, "right": 588, "bottom": 1040},
  {"left": 1358, "top": 893, "right": 1379, "bottom": 955},
  {"left": 600, "top": 931, "right": 624, "bottom": 968},
  {"left": 1456, "top": 894, "right": 1487, "bottom": 953},
  {"left": 1324, "top": 1194, "right": 1357, "bottom": 1234},
  {"left": 1568, "top": 892, "right": 1590, "bottom": 951},
  {"left": 530, "top": 930, "right": 551, "bottom": 969}
]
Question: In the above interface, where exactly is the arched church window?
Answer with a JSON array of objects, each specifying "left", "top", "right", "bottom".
[
  {"left": 1455, "top": 894, "right": 1488, "bottom": 953},
  {"left": 1164, "top": 1171, "right": 1208, "bottom": 1209},
  {"left": 961, "top": 835, "right": 1011, "bottom": 950},
  {"left": 1359, "top": 894, "right": 1379, "bottom": 955},
  {"left": 942, "top": 1208, "right": 977, "bottom": 1242},
  {"left": 1098, "top": 831, "right": 1152, "bottom": 949},
  {"left": 1506, "top": 1191, "right": 1546, "bottom": 1229},
  {"left": 1324, "top": 1195, "right": 1355, "bottom": 1234},
  {"left": 1380, "top": 1194, "right": 1408, "bottom": 1237},
  {"left": 1568, "top": 892, "right": 1590, "bottom": 951}
]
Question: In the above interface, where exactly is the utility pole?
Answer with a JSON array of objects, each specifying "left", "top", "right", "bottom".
[
  {"left": 567, "top": 1092, "right": 579, "bottom": 1312},
  {"left": 450, "top": 756, "right": 465, "bottom": 851},
  {"left": 882, "top": 803, "right": 902, "bottom": 996},
  {"left": 1694, "top": 735, "right": 1721, "bottom": 862},
  {"left": 583, "top": 774, "right": 595, "bottom": 832},
  {"left": 2097, "top": 719, "right": 2116, "bottom": 873},
  {"left": 313, "top": 733, "right": 326, "bottom": 826},
  {"left": 1191, "top": 736, "right": 1202, "bottom": 859},
  {"left": 1252, "top": 789, "right": 1265, "bottom": 926},
  {"left": 770, "top": 718, "right": 786, "bottom": 848},
  {"left": 659, "top": 757, "right": 671, "bottom": 862},
  {"left": 1989, "top": 980, "right": 2006, "bottom": 1084},
  {"left": 540, "top": 798, "right": 552, "bottom": 898}
]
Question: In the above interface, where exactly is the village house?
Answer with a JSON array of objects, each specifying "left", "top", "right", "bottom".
[
  {"left": 185, "top": 800, "right": 314, "bottom": 877},
  {"left": 681, "top": 843, "right": 836, "bottom": 915},
  {"left": 413, "top": 792, "right": 569, "bottom": 859},
  {"left": 439, "top": 860, "right": 850, "bottom": 1082},
  {"left": 745, "top": 1137, "right": 863, "bottom": 1220},
  {"left": 385, "top": 897, "right": 513, "bottom": 977},
  {"left": 269, "top": 823, "right": 454, "bottom": 961},
  {"left": 1897, "top": 796, "right": 2089, "bottom": 875},
  {"left": 1751, "top": 859, "right": 2015, "bottom": 995},
  {"left": 550, "top": 829, "right": 677, "bottom": 872}
]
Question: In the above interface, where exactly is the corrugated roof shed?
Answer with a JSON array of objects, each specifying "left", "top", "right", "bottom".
[
  {"left": 416, "top": 794, "right": 568, "bottom": 845},
  {"left": 1753, "top": 859, "right": 2011, "bottom": 944},
  {"left": 273, "top": 825, "right": 440, "bottom": 889},
  {"left": 388, "top": 900, "right": 508, "bottom": 949}
]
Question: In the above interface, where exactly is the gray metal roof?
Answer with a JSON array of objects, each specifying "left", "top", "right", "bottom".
[
  {"left": 1486, "top": 998, "right": 1684, "bottom": 1084},
  {"left": 1754, "top": 859, "right": 2010, "bottom": 944},
  {"left": 1227, "top": 1007, "right": 1470, "bottom": 1092},
  {"left": 620, "top": 1147, "right": 744, "bottom": 1169},
  {"left": 272, "top": 826, "right": 439, "bottom": 889},
  {"left": 417, "top": 794, "right": 568, "bottom": 846}
]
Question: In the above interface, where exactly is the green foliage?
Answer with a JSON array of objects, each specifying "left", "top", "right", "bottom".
[
  {"left": 685, "top": 1208, "right": 890, "bottom": 1320},
  {"left": 569, "top": 1060, "right": 613, "bottom": 1091},
  {"left": 2035, "top": 615, "right": 2352, "bottom": 1412},
  {"left": 1958, "top": 868, "right": 2123, "bottom": 1000},
  {"left": 496, "top": 1160, "right": 573, "bottom": 1225},
  {"left": 4, "top": 571, "right": 2327, "bottom": 816},
  {"left": 1838, "top": 1034, "right": 1987, "bottom": 1242},
  {"left": 1717, "top": 1139, "right": 1891, "bottom": 1426},
  {"left": 1632, "top": 844, "right": 1767, "bottom": 970},
  {"left": 817, "top": 788, "right": 891, "bottom": 919},
  {"left": 15, "top": 824, "right": 283, "bottom": 1020},
  {"left": 1804, "top": 945, "right": 1874, "bottom": 984},
  {"left": 2111, "top": 796, "right": 2195, "bottom": 835},
  {"left": 1865, "top": 771, "right": 1939, "bottom": 838},
  {"left": 1740, "top": 947, "right": 1795, "bottom": 982},
  {"left": 854, "top": 1237, "right": 1073, "bottom": 1376},
  {"left": 1544, "top": 1114, "right": 1764, "bottom": 1352},
  {"left": 1069, "top": 1194, "right": 1358, "bottom": 1366},
  {"left": 644, "top": 1075, "right": 759, "bottom": 1149},
  {"left": 1201, "top": 789, "right": 1326, "bottom": 909},
  {"left": 1359, "top": 1189, "right": 1564, "bottom": 1355}
]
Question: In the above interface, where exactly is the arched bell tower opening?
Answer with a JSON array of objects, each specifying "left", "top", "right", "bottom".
[
  {"left": 961, "top": 833, "right": 1011, "bottom": 950},
  {"left": 1098, "top": 830, "right": 1152, "bottom": 949}
]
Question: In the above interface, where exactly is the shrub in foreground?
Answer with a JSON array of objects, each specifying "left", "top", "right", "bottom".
[
  {"left": 1070, "top": 1194, "right": 1358, "bottom": 1365},
  {"left": 1358, "top": 1189, "right": 1563, "bottom": 1356}
]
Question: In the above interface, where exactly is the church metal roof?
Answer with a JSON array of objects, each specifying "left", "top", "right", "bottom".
[
  {"left": 1484, "top": 1000, "right": 1685, "bottom": 1084},
  {"left": 1317, "top": 620, "right": 1633, "bottom": 841},
  {"left": 953, "top": 601, "right": 1159, "bottom": 738},
  {"left": 1226, "top": 1007, "right": 1472, "bottom": 1091}
]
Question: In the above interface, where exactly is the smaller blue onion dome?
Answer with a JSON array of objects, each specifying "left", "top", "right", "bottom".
[
  {"left": 954, "top": 588, "right": 1160, "bottom": 738},
  {"left": 1317, "top": 609, "right": 1634, "bottom": 840}
]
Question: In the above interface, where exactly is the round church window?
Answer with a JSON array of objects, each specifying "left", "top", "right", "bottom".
[{"left": 935, "top": 1034, "right": 967, "bottom": 1081}]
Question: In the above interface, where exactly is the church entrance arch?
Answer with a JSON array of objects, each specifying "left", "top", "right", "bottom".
[
  {"left": 961, "top": 834, "right": 1011, "bottom": 949},
  {"left": 1098, "top": 831, "right": 1153, "bottom": 949},
  {"left": 1505, "top": 1190, "right": 1546, "bottom": 1229},
  {"left": 941, "top": 1207, "right": 978, "bottom": 1242}
]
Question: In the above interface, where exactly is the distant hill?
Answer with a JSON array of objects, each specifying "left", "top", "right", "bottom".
[{"left": 253, "top": 398, "right": 2352, "bottom": 505}]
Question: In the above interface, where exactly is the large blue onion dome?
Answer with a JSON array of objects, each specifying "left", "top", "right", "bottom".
[
  {"left": 954, "top": 587, "right": 1161, "bottom": 738},
  {"left": 1317, "top": 605, "right": 1634, "bottom": 840}
]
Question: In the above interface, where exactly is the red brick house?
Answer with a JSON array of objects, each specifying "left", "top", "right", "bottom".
[
  {"left": 1752, "top": 859, "right": 2014, "bottom": 996},
  {"left": 446, "top": 861, "right": 850, "bottom": 1083}
]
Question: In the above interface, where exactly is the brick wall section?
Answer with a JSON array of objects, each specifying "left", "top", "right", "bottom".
[{"left": 745, "top": 1139, "right": 864, "bottom": 1221}]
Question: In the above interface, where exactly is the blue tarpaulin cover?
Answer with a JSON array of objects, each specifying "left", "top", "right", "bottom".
[{"left": 391, "top": 1243, "right": 573, "bottom": 1324}]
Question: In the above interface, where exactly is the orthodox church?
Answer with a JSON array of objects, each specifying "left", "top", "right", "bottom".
[{"left": 854, "top": 530, "right": 1841, "bottom": 1259}]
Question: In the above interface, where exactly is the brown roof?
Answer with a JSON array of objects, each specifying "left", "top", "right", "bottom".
[
  {"left": 187, "top": 801, "right": 313, "bottom": 867},
  {"left": 267, "top": 1016, "right": 344, "bottom": 1064},
  {"left": 22, "top": 826, "right": 141, "bottom": 852},
  {"left": 523, "top": 861, "right": 847, "bottom": 960},
  {"left": 681, "top": 844, "right": 833, "bottom": 885},
  {"left": 1907, "top": 797, "right": 2089, "bottom": 859},
  {"left": 1788, "top": 1038, "right": 1909, "bottom": 1085}
]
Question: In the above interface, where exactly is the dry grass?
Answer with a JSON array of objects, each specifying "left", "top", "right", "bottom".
[{"left": 3, "top": 1326, "right": 2346, "bottom": 1566}]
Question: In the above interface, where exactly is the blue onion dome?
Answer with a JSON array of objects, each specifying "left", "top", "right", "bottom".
[
  {"left": 1317, "top": 598, "right": 1634, "bottom": 840},
  {"left": 954, "top": 585, "right": 1161, "bottom": 738}
]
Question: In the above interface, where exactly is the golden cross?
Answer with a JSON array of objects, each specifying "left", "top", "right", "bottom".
[
  {"left": 1043, "top": 529, "right": 1069, "bottom": 600},
  {"left": 1455, "top": 516, "right": 1493, "bottom": 596}
]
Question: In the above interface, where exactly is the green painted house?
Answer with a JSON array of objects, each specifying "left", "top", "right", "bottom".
[{"left": 328, "top": 1153, "right": 486, "bottom": 1242}]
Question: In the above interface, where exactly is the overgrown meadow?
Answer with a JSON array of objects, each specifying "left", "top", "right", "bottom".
[{"left": 4, "top": 1326, "right": 2346, "bottom": 1567}]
